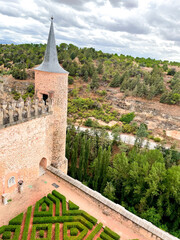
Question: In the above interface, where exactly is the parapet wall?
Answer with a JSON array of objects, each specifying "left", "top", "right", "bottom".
[
  {"left": 0, "top": 97, "right": 52, "bottom": 129},
  {"left": 47, "top": 166, "right": 179, "bottom": 240}
]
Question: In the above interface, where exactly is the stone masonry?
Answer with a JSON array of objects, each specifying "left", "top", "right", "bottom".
[{"left": 0, "top": 18, "right": 68, "bottom": 196}]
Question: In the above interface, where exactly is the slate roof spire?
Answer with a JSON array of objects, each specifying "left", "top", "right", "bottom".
[{"left": 35, "top": 17, "right": 68, "bottom": 74}]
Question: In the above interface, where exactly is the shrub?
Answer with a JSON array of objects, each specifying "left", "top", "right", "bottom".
[
  {"left": 120, "top": 112, "right": 135, "bottom": 124},
  {"left": 104, "top": 226, "right": 120, "bottom": 240},
  {"left": 70, "top": 228, "right": 79, "bottom": 236},
  {"left": 96, "top": 90, "right": 107, "bottom": 96},
  {"left": 100, "top": 232, "right": 113, "bottom": 240},
  {"left": 47, "top": 194, "right": 60, "bottom": 216},
  {"left": 52, "top": 190, "right": 67, "bottom": 214},
  {"left": 31, "top": 224, "right": 52, "bottom": 240},
  {"left": 86, "top": 223, "right": 103, "bottom": 240},
  {"left": 9, "top": 213, "right": 23, "bottom": 225},
  {"left": 154, "top": 137, "right": 161, "bottom": 142},
  {"left": 84, "top": 118, "right": 93, "bottom": 127},
  {"left": 68, "top": 200, "right": 79, "bottom": 210},
  {"left": 68, "top": 76, "right": 74, "bottom": 85},
  {"left": 55, "top": 223, "right": 59, "bottom": 240},
  {"left": 26, "top": 84, "right": 34, "bottom": 94},
  {"left": 39, "top": 230, "right": 44, "bottom": 238},
  {"left": 4, "top": 226, "right": 21, "bottom": 240},
  {"left": 63, "top": 222, "right": 88, "bottom": 240},
  {"left": 64, "top": 210, "right": 97, "bottom": 225},
  {"left": 167, "top": 68, "right": 176, "bottom": 76},
  {"left": 122, "top": 124, "right": 135, "bottom": 134},
  {"left": 22, "top": 206, "right": 32, "bottom": 240},
  {"left": 2, "top": 232, "right": 11, "bottom": 239},
  {"left": 34, "top": 197, "right": 53, "bottom": 217},
  {"left": 41, "top": 203, "right": 47, "bottom": 211}
]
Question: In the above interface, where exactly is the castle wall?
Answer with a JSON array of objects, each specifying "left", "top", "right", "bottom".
[
  {"left": 0, "top": 114, "right": 53, "bottom": 196},
  {"left": 35, "top": 71, "right": 68, "bottom": 172}
]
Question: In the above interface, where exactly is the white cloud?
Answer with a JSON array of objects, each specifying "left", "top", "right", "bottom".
[{"left": 0, "top": 0, "right": 180, "bottom": 61}]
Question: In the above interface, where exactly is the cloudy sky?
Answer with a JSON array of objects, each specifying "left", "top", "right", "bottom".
[{"left": 0, "top": 0, "right": 180, "bottom": 61}]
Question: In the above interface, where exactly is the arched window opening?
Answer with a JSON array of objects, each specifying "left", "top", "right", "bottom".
[
  {"left": 8, "top": 176, "right": 16, "bottom": 188},
  {"left": 39, "top": 158, "right": 47, "bottom": 177}
]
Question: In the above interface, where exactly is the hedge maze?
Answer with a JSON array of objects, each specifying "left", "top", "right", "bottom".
[{"left": 0, "top": 190, "right": 120, "bottom": 240}]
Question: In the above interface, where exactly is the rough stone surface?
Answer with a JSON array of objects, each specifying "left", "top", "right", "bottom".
[
  {"left": 35, "top": 70, "right": 68, "bottom": 172},
  {"left": 0, "top": 70, "right": 68, "bottom": 196},
  {"left": 0, "top": 115, "right": 53, "bottom": 195}
]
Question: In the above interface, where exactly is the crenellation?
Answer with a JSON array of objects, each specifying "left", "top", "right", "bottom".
[{"left": 0, "top": 96, "right": 52, "bottom": 129}]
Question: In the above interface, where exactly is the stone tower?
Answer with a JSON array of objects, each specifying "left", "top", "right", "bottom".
[{"left": 34, "top": 18, "right": 68, "bottom": 173}]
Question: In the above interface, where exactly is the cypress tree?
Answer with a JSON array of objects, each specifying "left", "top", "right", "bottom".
[
  {"left": 93, "top": 146, "right": 102, "bottom": 191},
  {"left": 100, "top": 146, "right": 111, "bottom": 193},
  {"left": 78, "top": 137, "right": 85, "bottom": 181},
  {"left": 84, "top": 138, "right": 90, "bottom": 180}
]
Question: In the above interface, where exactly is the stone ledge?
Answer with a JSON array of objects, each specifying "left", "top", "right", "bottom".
[{"left": 47, "top": 165, "right": 179, "bottom": 240}]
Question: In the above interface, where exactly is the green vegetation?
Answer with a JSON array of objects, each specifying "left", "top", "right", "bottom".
[
  {"left": 68, "top": 97, "right": 119, "bottom": 123},
  {"left": 11, "top": 84, "right": 35, "bottom": 101},
  {"left": 22, "top": 206, "right": 32, "bottom": 240},
  {"left": 66, "top": 125, "right": 180, "bottom": 238},
  {"left": 0, "top": 190, "right": 120, "bottom": 240},
  {"left": 70, "top": 228, "right": 79, "bottom": 236},
  {"left": 1, "top": 43, "right": 180, "bottom": 105},
  {"left": 9, "top": 213, "right": 23, "bottom": 225},
  {"left": 68, "top": 200, "right": 79, "bottom": 210},
  {"left": 120, "top": 112, "right": 135, "bottom": 124}
]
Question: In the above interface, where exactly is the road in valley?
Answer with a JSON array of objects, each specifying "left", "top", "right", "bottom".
[{"left": 74, "top": 126, "right": 163, "bottom": 149}]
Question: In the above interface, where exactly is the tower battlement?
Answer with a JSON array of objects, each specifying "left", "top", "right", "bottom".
[{"left": 0, "top": 96, "right": 52, "bottom": 129}]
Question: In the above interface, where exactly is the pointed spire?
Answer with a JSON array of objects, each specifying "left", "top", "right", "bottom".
[{"left": 35, "top": 18, "right": 68, "bottom": 74}]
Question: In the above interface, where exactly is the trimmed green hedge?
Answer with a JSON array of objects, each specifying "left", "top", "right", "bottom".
[
  {"left": 33, "top": 216, "right": 93, "bottom": 230},
  {"left": 0, "top": 226, "right": 6, "bottom": 235},
  {"left": 39, "top": 230, "right": 44, "bottom": 238},
  {"left": 55, "top": 223, "right": 60, "bottom": 240},
  {"left": 64, "top": 210, "right": 97, "bottom": 225},
  {"left": 34, "top": 197, "right": 53, "bottom": 217},
  {"left": 70, "top": 228, "right": 79, "bottom": 236},
  {"left": 100, "top": 232, "right": 114, "bottom": 240},
  {"left": 31, "top": 224, "right": 52, "bottom": 240},
  {"left": 68, "top": 200, "right": 79, "bottom": 210},
  {"left": 63, "top": 222, "right": 88, "bottom": 240},
  {"left": 2, "top": 231, "right": 11, "bottom": 239},
  {"left": 52, "top": 190, "right": 67, "bottom": 214},
  {"left": 3, "top": 226, "right": 21, "bottom": 240},
  {"left": 47, "top": 194, "right": 60, "bottom": 216},
  {"left": 22, "top": 206, "right": 32, "bottom": 240},
  {"left": 41, "top": 203, "right": 47, "bottom": 212},
  {"left": 9, "top": 213, "right": 23, "bottom": 225},
  {"left": 104, "top": 227, "right": 120, "bottom": 240},
  {"left": 86, "top": 223, "right": 103, "bottom": 240}
]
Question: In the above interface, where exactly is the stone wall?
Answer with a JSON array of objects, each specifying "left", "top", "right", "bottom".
[
  {"left": 35, "top": 70, "right": 68, "bottom": 173},
  {"left": 0, "top": 114, "right": 53, "bottom": 196},
  {"left": 47, "top": 166, "right": 179, "bottom": 240}
]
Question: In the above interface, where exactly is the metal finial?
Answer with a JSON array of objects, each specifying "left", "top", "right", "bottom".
[{"left": 51, "top": 16, "right": 53, "bottom": 21}]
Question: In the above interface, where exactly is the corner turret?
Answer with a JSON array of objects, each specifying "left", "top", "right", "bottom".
[{"left": 34, "top": 18, "right": 69, "bottom": 174}]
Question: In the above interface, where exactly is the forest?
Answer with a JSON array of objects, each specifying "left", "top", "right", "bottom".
[
  {"left": 0, "top": 43, "right": 180, "bottom": 105},
  {"left": 66, "top": 125, "right": 180, "bottom": 238}
]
